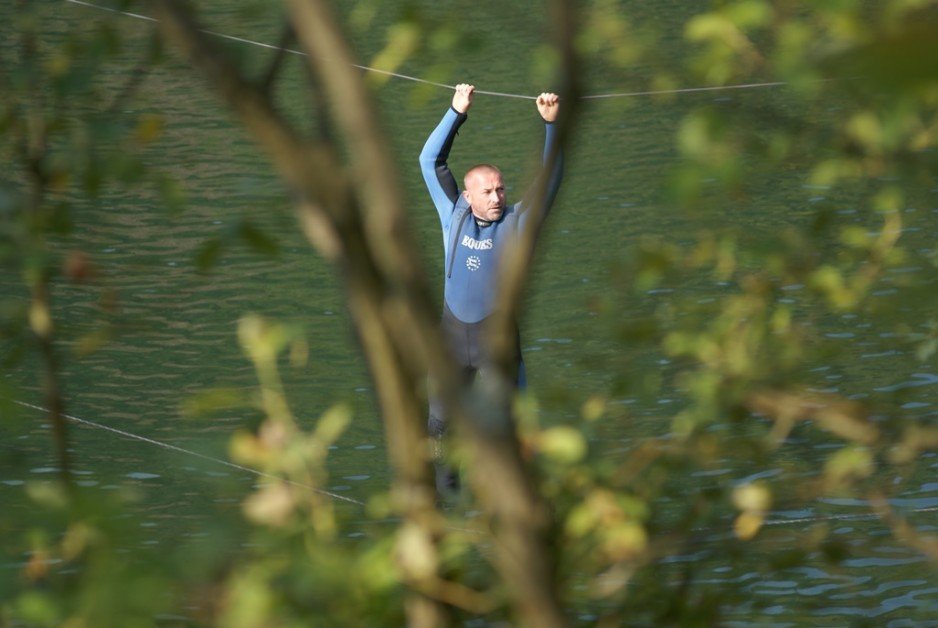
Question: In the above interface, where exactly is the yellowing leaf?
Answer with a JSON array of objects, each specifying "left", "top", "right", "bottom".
[
  {"left": 734, "top": 511, "right": 765, "bottom": 540},
  {"left": 229, "top": 430, "right": 269, "bottom": 466},
  {"left": 581, "top": 395, "right": 607, "bottom": 422},
  {"left": 315, "top": 404, "right": 352, "bottom": 446},
  {"left": 242, "top": 483, "right": 295, "bottom": 527},
  {"left": 539, "top": 426, "right": 588, "bottom": 463},
  {"left": 395, "top": 523, "right": 438, "bottom": 581},
  {"left": 824, "top": 446, "right": 875, "bottom": 490},
  {"left": 368, "top": 22, "right": 420, "bottom": 86},
  {"left": 61, "top": 523, "right": 99, "bottom": 561},
  {"left": 845, "top": 112, "right": 883, "bottom": 149},
  {"left": 732, "top": 482, "right": 772, "bottom": 513},
  {"left": 25, "top": 481, "right": 69, "bottom": 509},
  {"left": 28, "top": 301, "right": 53, "bottom": 338},
  {"left": 604, "top": 521, "right": 648, "bottom": 560}
]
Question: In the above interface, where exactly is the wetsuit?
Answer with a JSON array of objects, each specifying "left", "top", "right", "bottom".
[{"left": 419, "top": 106, "right": 563, "bottom": 491}]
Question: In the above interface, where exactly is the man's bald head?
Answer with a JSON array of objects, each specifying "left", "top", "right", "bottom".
[{"left": 462, "top": 164, "right": 506, "bottom": 223}]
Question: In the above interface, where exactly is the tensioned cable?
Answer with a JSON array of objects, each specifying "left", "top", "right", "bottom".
[
  {"left": 11, "top": 399, "right": 367, "bottom": 507},
  {"left": 15, "top": 400, "right": 938, "bottom": 527},
  {"left": 63, "top": 0, "right": 790, "bottom": 101}
]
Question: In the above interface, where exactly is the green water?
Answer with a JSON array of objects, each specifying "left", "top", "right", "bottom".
[{"left": 2, "top": 0, "right": 936, "bottom": 623}]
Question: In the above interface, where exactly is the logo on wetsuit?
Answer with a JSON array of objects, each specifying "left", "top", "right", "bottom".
[
  {"left": 462, "top": 236, "right": 491, "bottom": 271},
  {"left": 461, "top": 235, "right": 493, "bottom": 250}
]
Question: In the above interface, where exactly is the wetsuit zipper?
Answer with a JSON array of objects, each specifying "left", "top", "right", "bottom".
[{"left": 447, "top": 208, "right": 471, "bottom": 278}]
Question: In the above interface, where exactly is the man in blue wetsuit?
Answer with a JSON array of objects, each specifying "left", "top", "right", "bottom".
[{"left": 419, "top": 83, "right": 562, "bottom": 495}]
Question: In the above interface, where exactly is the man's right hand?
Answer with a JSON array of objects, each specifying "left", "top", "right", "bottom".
[{"left": 452, "top": 83, "right": 474, "bottom": 114}]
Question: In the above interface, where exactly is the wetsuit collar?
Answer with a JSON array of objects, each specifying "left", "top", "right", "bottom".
[{"left": 471, "top": 207, "right": 506, "bottom": 228}]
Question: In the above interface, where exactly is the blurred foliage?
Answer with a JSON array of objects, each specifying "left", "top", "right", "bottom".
[{"left": 2, "top": 0, "right": 937, "bottom": 626}]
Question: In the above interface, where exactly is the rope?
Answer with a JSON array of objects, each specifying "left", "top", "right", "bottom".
[
  {"left": 62, "top": 0, "right": 788, "bottom": 101},
  {"left": 581, "top": 81, "right": 789, "bottom": 100},
  {"left": 11, "top": 399, "right": 367, "bottom": 507},
  {"left": 15, "top": 400, "right": 938, "bottom": 528}
]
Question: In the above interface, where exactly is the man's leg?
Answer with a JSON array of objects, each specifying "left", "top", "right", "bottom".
[
  {"left": 427, "top": 365, "right": 475, "bottom": 498},
  {"left": 428, "top": 393, "right": 460, "bottom": 496}
]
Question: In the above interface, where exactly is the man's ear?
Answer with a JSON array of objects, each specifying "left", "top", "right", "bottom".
[{"left": 462, "top": 190, "right": 471, "bottom": 203}]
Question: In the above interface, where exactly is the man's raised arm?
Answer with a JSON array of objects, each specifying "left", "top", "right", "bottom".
[
  {"left": 525, "top": 92, "right": 564, "bottom": 220},
  {"left": 419, "top": 84, "right": 476, "bottom": 231}
]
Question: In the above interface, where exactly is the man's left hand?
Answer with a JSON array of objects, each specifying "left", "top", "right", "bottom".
[{"left": 536, "top": 92, "right": 560, "bottom": 122}]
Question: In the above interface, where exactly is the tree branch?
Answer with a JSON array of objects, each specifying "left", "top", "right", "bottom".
[{"left": 150, "top": 1, "right": 452, "bottom": 623}]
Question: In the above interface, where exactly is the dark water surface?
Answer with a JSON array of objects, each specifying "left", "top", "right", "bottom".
[{"left": 2, "top": 0, "right": 936, "bottom": 624}]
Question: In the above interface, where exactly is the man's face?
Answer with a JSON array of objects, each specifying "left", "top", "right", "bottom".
[{"left": 463, "top": 168, "right": 506, "bottom": 222}]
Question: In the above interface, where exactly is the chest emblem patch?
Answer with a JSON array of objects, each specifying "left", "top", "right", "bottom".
[{"left": 466, "top": 255, "right": 481, "bottom": 271}]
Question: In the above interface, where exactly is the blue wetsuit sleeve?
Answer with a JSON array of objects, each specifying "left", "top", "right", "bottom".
[
  {"left": 518, "top": 121, "right": 564, "bottom": 228},
  {"left": 419, "top": 107, "right": 468, "bottom": 235},
  {"left": 540, "top": 122, "right": 564, "bottom": 213},
  {"left": 543, "top": 122, "right": 563, "bottom": 215}
]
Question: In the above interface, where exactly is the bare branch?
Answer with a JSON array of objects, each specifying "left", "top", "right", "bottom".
[
  {"left": 457, "top": 1, "right": 583, "bottom": 624},
  {"left": 150, "top": 2, "right": 454, "bottom": 623},
  {"left": 151, "top": 1, "right": 573, "bottom": 623}
]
